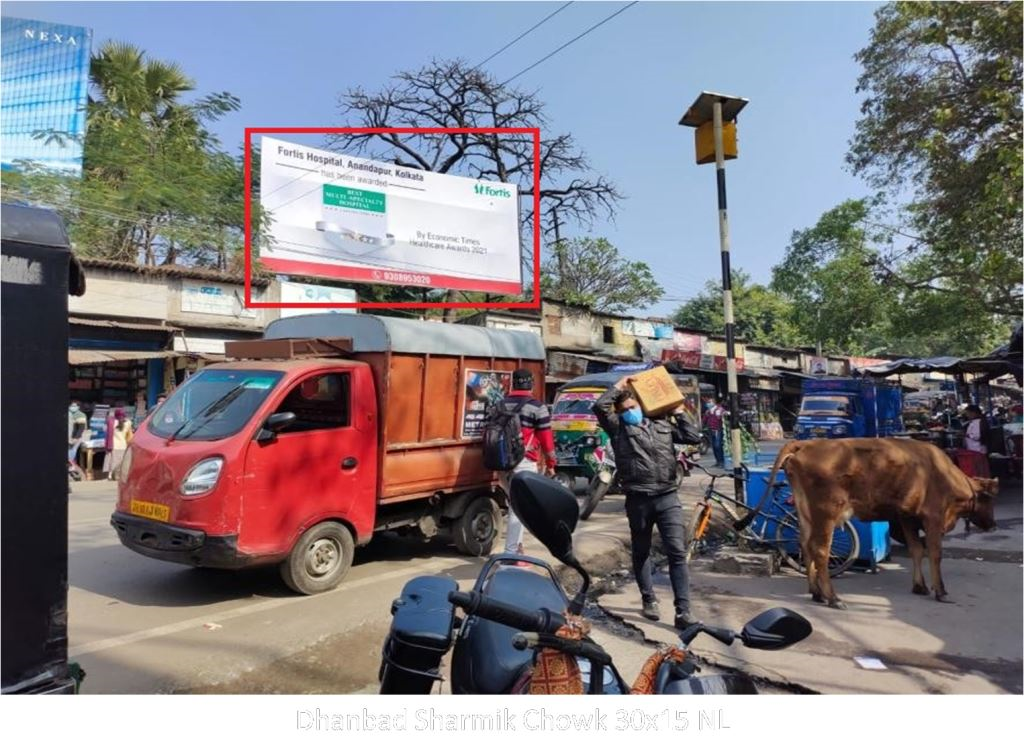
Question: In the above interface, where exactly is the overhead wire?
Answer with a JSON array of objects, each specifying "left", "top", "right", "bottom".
[
  {"left": 499, "top": 1, "right": 640, "bottom": 86},
  {"left": 473, "top": 2, "right": 575, "bottom": 68}
]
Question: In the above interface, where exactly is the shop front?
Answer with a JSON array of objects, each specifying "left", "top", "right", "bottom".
[
  {"left": 739, "top": 373, "right": 784, "bottom": 440},
  {"left": 68, "top": 318, "right": 179, "bottom": 477}
]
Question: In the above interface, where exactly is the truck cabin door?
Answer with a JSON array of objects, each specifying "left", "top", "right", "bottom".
[{"left": 241, "top": 370, "right": 374, "bottom": 555}]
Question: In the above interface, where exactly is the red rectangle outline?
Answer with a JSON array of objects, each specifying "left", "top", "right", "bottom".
[{"left": 244, "top": 127, "right": 542, "bottom": 310}]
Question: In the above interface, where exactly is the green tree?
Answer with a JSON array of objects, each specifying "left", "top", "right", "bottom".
[
  {"left": 542, "top": 237, "right": 662, "bottom": 314},
  {"left": 772, "top": 199, "right": 1000, "bottom": 356},
  {"left": 848, "top": 1, "right": 1022, "bottom": 318},
  {"left": 330, "top": 59, "right": 622, "bottom": 317},
  {"left": 673, "top": 269, "right": 801, "bottom": 347}
]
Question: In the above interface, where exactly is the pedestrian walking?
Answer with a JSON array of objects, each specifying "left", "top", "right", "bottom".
[
  {"left": 108, "top": 408, "right": 134, "bottom": 480},
  {"left": 101, "top": 409, "right": 116, "bottom": 479},
  {"left": 703, "top": 398, "right": 726, "bottom": 467},
  {"left": 68, "top": 400, "right": 88, "bottom": 468},
  {"left": 594, "top": 376, "right": 700, "bottom": 630},
  {"left": 491, "top": 369, "right": 557, "bottom": 555},
  {"left": 962, "top": 404, "right": 991, "bottom": 477}
]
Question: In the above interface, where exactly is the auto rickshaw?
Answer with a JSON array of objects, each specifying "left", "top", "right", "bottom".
[{"left": 551, "top": 367, "right": 703, "bottom": 513}]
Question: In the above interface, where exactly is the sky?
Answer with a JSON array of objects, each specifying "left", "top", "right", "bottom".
[{"left": 4, "top": 0, "right": 882, "bottom": 316}]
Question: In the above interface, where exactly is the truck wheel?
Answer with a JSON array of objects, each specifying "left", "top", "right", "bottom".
[
  {"left": 280, "top": 521, "right": 354, "bottom": 595},
  {"left": 453, "top": 496, "right": 499, "bottom": 557}
]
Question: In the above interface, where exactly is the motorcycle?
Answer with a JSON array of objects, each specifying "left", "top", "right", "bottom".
[
  {"left": 676, "top": 443, "right": 701, "bottom": 480},
  {"left": 552, "top": 435, "right": 603, "bottom": 494},
  {"left": 579, "top": 441, "right": 617, "bottom": 520},
  {"left": 378, "top": 471, "right": 813, "bottom": 695}
]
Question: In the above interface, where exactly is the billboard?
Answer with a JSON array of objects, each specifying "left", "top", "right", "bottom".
[
  {"left": 1, "top": 17, "right": 92, "bottom": 174},
  {"left": 278, "top": 280, "right": 356, "bottom": 318},
  {"left": 258, "top": 136, "right": 522, "bottom": 294}
]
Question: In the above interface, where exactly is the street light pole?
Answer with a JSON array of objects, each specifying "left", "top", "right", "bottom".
[
  {"left": 711, "top": 101, "right": 744, "bottom": 500},
  {"left": 680, "top": 91, "right": 749, "bottom": 501}
]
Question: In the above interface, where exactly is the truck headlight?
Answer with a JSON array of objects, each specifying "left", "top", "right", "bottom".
[
  {"left": 180, "top": 457, "right": 224, "bottom": 497},
  {"left": 793, "top": 424, "right": 804, "bottom": 434},
  {"left": 832, "top": 425, "right": 848, "bottom": 435}
]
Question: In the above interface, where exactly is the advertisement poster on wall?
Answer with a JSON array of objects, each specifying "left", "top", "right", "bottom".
[
  {"left": 259, "top": 136, "right": 522, "bottom": 294},
  {"left": 461, "top": 369, "right": 512, "bottom": 439},
  {"left": 278, "top": 281, "right": 356, "bottom": 318}
]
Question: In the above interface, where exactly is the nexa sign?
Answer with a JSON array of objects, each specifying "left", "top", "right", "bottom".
[
  {"left": 23, "top": 28, "right": 80, "bottom": 46},
  {"left": 473, "top": 183, "right": 513, "bottom": 198}
]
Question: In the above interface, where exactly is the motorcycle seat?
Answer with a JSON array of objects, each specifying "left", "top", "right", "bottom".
[{"left": 451, "top": 566, "right": 568, "bottom": 694}]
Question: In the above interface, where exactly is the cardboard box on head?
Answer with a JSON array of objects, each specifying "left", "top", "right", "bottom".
[{"left": 629, "top": 366, "right": 685, "bottom": 418}]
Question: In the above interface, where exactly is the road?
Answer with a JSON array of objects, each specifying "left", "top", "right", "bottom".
[
  {"left": 67, "top": 479, "right": 626, "bottom": 693},
  {"left": 67, "top": 444, "right": 786, "bottom": 693}
]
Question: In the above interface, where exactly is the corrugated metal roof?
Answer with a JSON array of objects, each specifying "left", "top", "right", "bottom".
[
  {"left": 69, "top": 317, "right": 181, "bottom": 332},
  {"left": 265, "top": 314, "right": 545, "bottom": 360},
  {"left": 68, "top": 349, "right": 179, "bottom": 365},
  {"left": 78, "top": 257, "right": 272, "bottom": 286}
]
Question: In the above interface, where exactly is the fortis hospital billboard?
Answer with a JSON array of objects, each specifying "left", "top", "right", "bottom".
[
  {"left": 258, "top": 136, "right": 523, "bottom": 294},
  {"left": 1, "top": 17, "right": 92, "bottom": 174}
]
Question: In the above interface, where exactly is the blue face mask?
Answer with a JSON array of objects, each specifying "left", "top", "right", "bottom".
[{"left": 621, "top": 407, "right": 644, "bottom": 426}]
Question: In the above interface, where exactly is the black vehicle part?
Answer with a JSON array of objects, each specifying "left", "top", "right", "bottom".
[
  {"left": 379, "top": 576, "right": 459, "bottom": 694},
  {"left": 2, "top": 205, "right": 84, "bottom": 695},
  {"left": 450, "top": 568, "right": 568, "bottom": 694},
  {"left": 663, "top": 673, "right": 759, "bottom": 695},
  {"left": 739, "top": 607, "right": 813, "bottom": 650},
  {"left": 448, "top": 590, "right": 567, "bottom": 635}
]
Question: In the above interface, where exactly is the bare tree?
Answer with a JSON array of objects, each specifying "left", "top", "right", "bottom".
[{"left": 329, "top": 58, "right": 622, "bottom": 318}]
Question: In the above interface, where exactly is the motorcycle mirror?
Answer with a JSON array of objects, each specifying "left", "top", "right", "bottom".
[
  {"left": 509, "top": 471, "right": 579, "bottom": 564},
  {"left": 739, "top": 607, "right": 812, "bottom": 650}
]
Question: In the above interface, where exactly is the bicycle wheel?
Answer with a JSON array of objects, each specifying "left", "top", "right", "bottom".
[
  {"left": 685, "top": 502, "right": 712, "bottom": 561},
  {"left": 773, "top": 513, "right": 860, "bottom": 577}
]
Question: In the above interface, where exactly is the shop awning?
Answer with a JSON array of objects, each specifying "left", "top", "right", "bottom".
[
  {"left": 68, "top": 349, "right": 180, "bottom": 365},
  {"left": 69, "top": 317, "right": 181, "bottom": 332}
]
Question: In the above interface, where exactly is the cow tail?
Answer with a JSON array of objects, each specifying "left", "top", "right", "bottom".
[{"left": 733, "top": 442, "right": 799, "bottom": 531}]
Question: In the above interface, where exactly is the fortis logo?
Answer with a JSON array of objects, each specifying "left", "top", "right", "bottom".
[{"left": 474, "top": 183, "right": 512, "bottom": 198}]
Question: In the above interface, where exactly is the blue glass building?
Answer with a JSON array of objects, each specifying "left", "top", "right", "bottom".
[{"left": 1, "top": 16, "right": 92, "bottom": 175}]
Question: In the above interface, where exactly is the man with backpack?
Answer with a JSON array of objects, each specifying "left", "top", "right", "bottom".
[{"left": 483, "top": 369, "right": 557, "bottom": 555}]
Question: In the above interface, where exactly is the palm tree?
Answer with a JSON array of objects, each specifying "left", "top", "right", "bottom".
[{"left": 88, "top": 41, "right": 194, "bottom": 123}]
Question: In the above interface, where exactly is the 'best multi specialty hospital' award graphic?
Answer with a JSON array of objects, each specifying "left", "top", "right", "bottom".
[{"left": 259, "top": 136, "right": 523, "bottom": 293}]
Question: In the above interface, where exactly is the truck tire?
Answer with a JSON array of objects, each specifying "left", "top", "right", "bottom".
[
  {"left": 280, "top": 521, "right": 354, "bottom": 595},
  {"left": 453, "top": 496, "right": 499, "bottom": 557}
]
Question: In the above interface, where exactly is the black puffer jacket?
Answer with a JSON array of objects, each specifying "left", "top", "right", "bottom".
[{"left": 593, "top": 387, "right": 692, "bottom": 496}]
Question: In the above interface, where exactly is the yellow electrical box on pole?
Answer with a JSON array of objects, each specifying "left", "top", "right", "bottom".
[{"left": 695, "top": 120, "right": 737, "bottom": 165}]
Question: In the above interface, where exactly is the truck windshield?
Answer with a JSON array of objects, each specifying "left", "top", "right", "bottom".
[
  {"left": 800, "top": 396, "right": 854, "bottom": 416},
  {"left": 148, "top": 369, "right": 284, "bottom": 441}
]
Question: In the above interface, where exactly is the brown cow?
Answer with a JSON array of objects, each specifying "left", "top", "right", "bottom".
[{"left": 764, "top": 438, "right": 998, "bottom": 609}]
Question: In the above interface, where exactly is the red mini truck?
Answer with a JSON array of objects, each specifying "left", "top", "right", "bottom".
[{"left": 111, "top": 314, "right": 545, "bottom": 593}]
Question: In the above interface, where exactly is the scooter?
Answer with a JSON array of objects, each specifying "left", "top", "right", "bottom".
[
  {"left": 378, "top": 471, "right": 813, "bottom": 695},
  {"left": 580, "top": 441, "right": 617, "bottom": 521},
  {"left": 676, "top": 443, "right": 701, "bottom": 479}
]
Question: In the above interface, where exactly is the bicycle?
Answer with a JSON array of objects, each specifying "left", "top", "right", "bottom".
[{"left": 685, "top": 462, "right": 860, "bottom": 578}]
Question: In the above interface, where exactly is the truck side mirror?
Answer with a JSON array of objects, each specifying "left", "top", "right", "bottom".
[{"left": 257, "top": 412, "right": 296, "bottom": 442}]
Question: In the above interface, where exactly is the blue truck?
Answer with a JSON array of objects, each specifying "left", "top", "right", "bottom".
[{"left": 793, "top": 377, "right": 904, "bottom": 440}]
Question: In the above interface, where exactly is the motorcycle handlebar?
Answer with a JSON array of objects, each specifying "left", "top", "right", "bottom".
[{"left": 448, "top": 590, "right": 567, "bottom": 634}]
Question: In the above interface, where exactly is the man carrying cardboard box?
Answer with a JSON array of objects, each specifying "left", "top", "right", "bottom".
[{"left": 593, "top": 375, "right": 702, "bottom": 630}]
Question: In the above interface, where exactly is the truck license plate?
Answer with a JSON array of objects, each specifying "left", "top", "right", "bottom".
[{"left": 130, "top": 499, "right": 170, "bottom": 522}]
